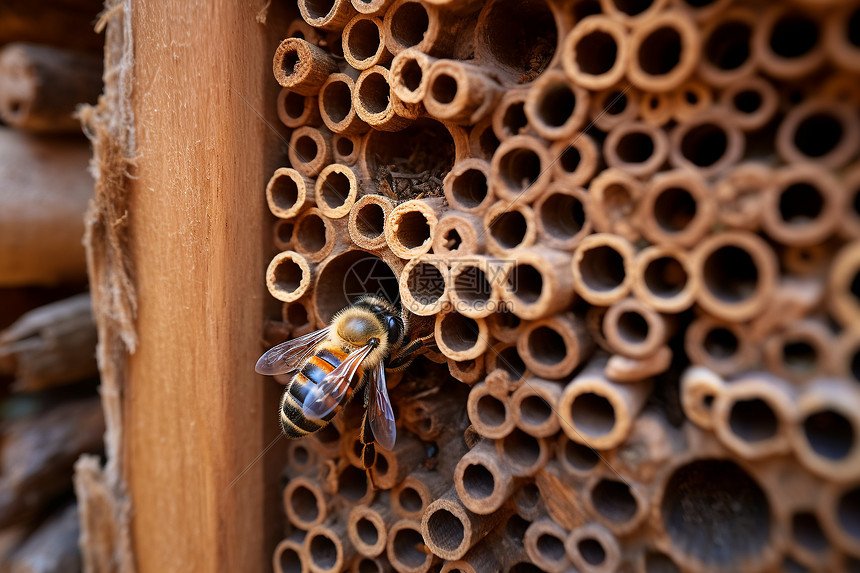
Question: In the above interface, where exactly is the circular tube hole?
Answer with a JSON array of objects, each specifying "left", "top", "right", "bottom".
[
  {"left": 278, "top": 545, "right": 302, "bottom": 573},
  {"left": 770, "top": 14, "right": 818, "bottom": 58},
  {"left": 476, "top": 394, "right": 505, "bottom": 427},
  {"left": 338, "top": 465, "right": 369, "bottom": 501},
  {"left": 680, "top": 123, "right": 728, "bottom": 168},
  {"left": 498, "top": 345, "right": 527, "bottom": 380},
  {"left": 441, "top": 313, "right": 479, "bottom": 352},
  {"left": 705, "top": 20, "right": 751, "bottom": 71},
  {"left": 358, "top": 72, "right": 391, "bottom": 115},
  {"left": 703, "top": 327, "right": 739, "bottom": 359},
  {"left": 778, "top": 183, "right": 823, "bottom": 224},
  {"left": 527, "top": 326, "right": 566, "bottom": 366},
  {"left": 295, "top": 135, "right": 319, "bottom": 164},
  {"left": 479, "top": 0, "right": 557, "bottom": 81},
  {"left": 502, "top": 429, "right": 540, "bottom": 467},
  {"left": 791, "top": 511, "right": 829, "bottom": 553},
  {"left": 644, "top": 256, "right": 687, "bottom": 298},
  {"left": 592, "top": 479, "right": 637, "bottom": 523},
  {"left": 395, "top": 211, "right": 431, "bottom": 249},
  {"left": 610, "top": 0, "right": 655, "bottom": 16},
  {"left": 616, "top": 132, "right": 654, "bottom": 164},
  {"left": 521, "top": 394, "right": 552, "bottom": 425},
  {"left": 355, "top": 203, "right": 385, "bottom": 238},
  {"left": 576, "top": 30, "right": 618, "bottom": 75},
  {"left": 571, "top": 393, "right": 615, "bottom": 437},
  {"left": 274, "top": 258, "right": 303, "bottom": 293},
  {"left": 638, "top": 27, "right": 682, "bottom": 76},
  {"left": 319, "top": 171, "right": 351, "bottom": 209},
  {"left": 654, "top": 187, "right": 697, "bottom": 233},
  {"left": 393, "top": 527, "right": 427, "bottom": 567},
  {"left": 728, "top": 398, "right": 778, "bottom": 443},
  {"left": 579, "top": 538, "right": 606, "bottom": 565},
  {"left": 803, "top": 410, "right": 855, "bottom": 461},
  {"left": 579, "top": 245, "right": 626, "bottom": 292},
  {"left": 408, "top": 262, "right": 445, "bottom": 304},
  {"left": 389, "top": 2, "right": 430, "bottom": 48},
  {"left": 289, "top": 485, "right": 320, "bottom": 522},
  {"left": 489, "top": 211, "right": 528, "bottom": 249},
  {"left": 537, "top": 532, "right": 566, "bottom": 561},
  {"left": 348, "top": 19, "right": 381, "bottom": 61},
  {"left": 793, "top": 113, "right": 844, "bottom": 158},
  {"left": 451, "top": 168, "right": 488, "bottom": 208},
  {"left": 271, "top": 175, "right": 300, "bottom": 211},
  {"left": 282, "top": 91, "right": 306, "bottom": 120},
  {"left": 503, "top": 102, "right": 528, "bottom": 136},
  {"left": 455, "top": 265, "right": 492, "bottom": 305},
  {"left": 431, "top": 74, "right": 458, "bottom": 104},
  {"left": 508, "top": 264, "right": 542, "bottom": 304},
  {"left": 335, "top": 136, "right": 354, "bottom": 157},
  {"left": 323, "top": 80, "right": 351, "bottom": 123},
  {"left": 309, "top": 533, "right": 338, "bottom": 570},
  {"left": 563, "top": 440, "right": 599, "bottom": 471},
  {"left": 838, "top": 486, "right": 860, "bottom": 541},
  {"left": 463, "top": 463, "right": 495, "bottom": 499},
  {"left": 400, "top": 58, "right": 423, "bottom": 92},
  {"left": 426, "top": 509, "right": 465, "bottom": 553},
  {"left": 617, "top": 311, "right": 649, "bottom": 344},
  {"left": 399, "top": 486, "right": 423, "bottom": 513},
  {"left": 499, "top": 148, "right": 541, "bottom": 192},
  {"left": 357, "top": 517, "right": 379, "bottom": 546},
  {"left": 537, "top": 83, "right": 576, "bottom": 128},
  {"left": 702, "top": 245, "right": 759, "bottom": 304},
  {"left": 540, "top": 193, "right": 585, "bottom": 239}
]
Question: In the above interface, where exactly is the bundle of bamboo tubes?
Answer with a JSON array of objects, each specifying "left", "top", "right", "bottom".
[{"left": 265, "top": 0, "right": 860, "bottom": 570}]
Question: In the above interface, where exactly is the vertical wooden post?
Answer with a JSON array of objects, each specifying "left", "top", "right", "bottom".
[{"left": 124, "top": 1, "right": 289, "bottom": 570}]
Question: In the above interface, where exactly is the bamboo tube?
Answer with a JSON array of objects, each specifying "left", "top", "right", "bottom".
[
  {"left": 602, "top": 298, "right": 670, "bottom": 360},
  {"left": 348, "top": 194, "right": 393, "bottom": 250},
  {"left": 424, "top": 60, "right": 502, "bottom": 125},
  {"left": 7, "top": 503, "right": 82, "bottom": 573},
  {"left": 631, "top": 245, "right": 698, "bottom": 313},
  {"left": 298, "top": 0, "right": 357, "bottom": 30},
  {"left": 748, "top": 277, "right": 824, "bottom": 342},
  {"left": 392, "top": 470, "right": 450, "bottom": 520},
  {"left": 692, "top": 230, "right": 778, "bottom": 322},
  {"left": 669, "top": 110, "right": 744, "bottom": 178},
  {"left": 315, "top": 164, "right": 359, "bottom": 219},
  {"left": 466, "top": 381, "right": 515, "bottom": 439},
  {"left": 791, "top": 379, "right": 860, "bottom": 482},
  {"left": 680, "top": 366, "right": 725, "bottom": 431},
  {"left": 557, "top": 435, "right": 601, "bottom": 477},
  {"left": 518, "top": 314, "right": 592, "bottom": 380},
  {"left": 512, "top": 482, "right": 545, "bottom": 521},
  {"left": 371, "top": 434, "right": 428, "bottom": 490},
  {"left": 483, "top": 202, "right": 538, "bottom": 257},
  {"left": 510, "top": 379, "right": 562, "bottom": 437},
  {"left": 284, "top": 476, "right": 328, "bottom": 530},
  {"left": 782, "top": 242, "right": 832, "bottom": 277},
  {"left": 587, "top": 168, "right": 644, "bottom": 243},
  {"left": 712, "top": 373, "right": 796, "bottom": 459},
  {"left": 267, "top": 168, "right": 314, "bottom": 220},
  {"left": 777, "top": 99, "right": 860, "bottom": 170},
  {"left": 454, "top": 440, "right": 516, "bottom": 515},
  {"left": 286, "top": 440, "right": 318, "bottom": 477},
  {"left": 583, "top": 475, "right": 649, "bottom": 536},
  {"left": 500, "top": 248, "right": 574, "bottom": 320},
  {"left": 275, "top": 538, "right": 309, "bottom": 573},
  {"left": 447, "top": 356, "right": 485, "bottom": 385},
  {"left": 603, "top": 120, "right": 669, "bottom": 179},
  {"left": 598, "top": 0, "right": 668, "bottom": 26},
  {"left": 420, "top": 490, "right": 508, "bottom": 560},
  {"left": 825, "top": 4, "right": 860, "bottom": 73},
  {"left": 585, "top": 306, "right": 614, "bottom": 355},
  {"left": 718, "top": 75, "right": 778, "bottom": 133},
  {"left": 310, "top": 421, "right": 344, "bottom": 459},
  {"left": 387, "top": 519, "right": 436, "bottom": 573},
  {"left": 589, "top": 85, "right": 640, "bottom": 132},
  {"left": 490, "top": 135, "right": 554, "bottom": 204},
  {"left": 273, "top": 38, "right": 338, "bottom": 94},
  {"left": 714, "top": 162, "right": 772, "bottom": 231},
  {"left": 571, "top": 233, "right": 635, "bottom": 306},
  {"left": 636, "top": 168, "right": 715, "bottom": 248},
  {"left": 820, "top": 481, "right": 860, "bottom": 561},
  {"left": 442, "top": 158, "right": 493, "bottom": 215},
  {"left": 293, "top": 208, "right": 340, "bottom": 263},
  {"left": 382, "top": 0, "right": 460, "bottom": 56},
  {"left": 336, "top": 463, "right": 375, "bottom": 505},
  {"left": 0, "top": 43, "right": 101, "bottom": 133},
  {"left": 432, "top": 213, "right": 485, "bottom": 258},
  {"left": 535, "top": 460, "right": 589, "bottom": 531},
  {"left": 562, "top": 16, "right": 628, "bottom": 91},
  {"left": 319, "top": 73, "right": 370, "bottom": 135},
  {"left": 558, "top": 358, "right": 653, "bottom": 450},
  {"left": 627, "top": 11, "right": 700, "bottom": 92},
  {"left": 447, "top": 256, "right": 506, "bottom": 319},
  {"left": 523, "top": 71, "right": 590, "bottom": 141},
  {"left": 305, "top": 519, "right": 356, "bottom": 573},
  {"left": 605, "top": 346, "right": 672, "bottom": 383},
  {"left": 287, "top": 17, "right": 326, "bottom": 45},
  {"left": 439, "top": 538, "right": 503, "bottom": 573},
  {"left": 278, "top": 88, "right": 320, "bottom": 128},
  {"left": 763, "top": 320, "right": 836, "bottom": 384},
  {"left": 266, "top": 251, "right": 312, "bottom": 303},
  {"left": 351, "top": 0, "right": 395, "bottom": 16},
  {"left": 534, "top": 183, "right": 591, "bottom": 251},
  {"left": 638, "top": 91, "right": 673, "bottom": 127},
  {"left": 390, "top": 49, "right": 437, "bottom": 105},
  {"left": 565, "top": 523, "right": 621, "bottom": 573},
  {"left": 485, "top": 310, "right": 522, "bottom": 345},
  {"left": 289, "top": 126, "right": 333, "bottom": 178},
  {"left": 0, "top": 293, "right": 97, "bottom": 392},
  {"left": 670, "top": 79, "right": 713, "bottom": 123},
  {"left": 385, "top": 198, "right": 444, "bottom": 259},
  {"left": 434, "top": 311, "right": 488, "bottom": 361},
  {"left": 343, "top": 16, "right": 391, "bottom": 70},
  {"left": 496, "top": 429, "right": 551, "bottom": 478},
  {"left": 348, "top": 500, "right": 390, "bottom": 558},
  {"left": 523, "top": 519, "right": 571, "bottom": 573},
  {"left": 354, "top": 66, "right": 415, "bottom": 132},
  {"left": 0, "top": 398, "right": 103, "bottom": 528},
  {"left": 399, "top": 256, "right": 449, "bottom": 316},
  {"left": 761, "top": 163, "right": 844, "bottom": 247},
  {"left": 830, "top": 241, "right": 860, "bottom": 329},
  {"left": 549, "top": 134, "right": 598, "bottom": 188},
  {"left": 401, "top": 393, "right": 468, "bottom": 442},
  {"left": 0, "top": 129, "right": 92, "bottom": 286},
  {"left": 468, "top": 117, "right": 500, "bottom": 159},
  {"left": 697, "top": 7, "right": 757, "bottom": 87},
  {"left": 485, "top": 344, "right": 530, "bottom": 389},
  {"left": 333, "top": 133, "right": 361, "bottom": 166},
  {"left": 752, "top": 5, "right": 825, "bottom": 80},
  {"left": 492, "top": 90, "right": 530, "bottom": 141}
]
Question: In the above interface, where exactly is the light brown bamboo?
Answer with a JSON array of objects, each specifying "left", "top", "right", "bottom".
[
  {"left": 332, "top": 133, "right": 361, "bottom": 166},
  {"left": 447, "top": 256, "right": 505, "bottom": 319},
  {"left": 285, "top": 440, "right": 317, "bottom": 477},
  {"left": 589, "top": 85, "right": 639, "bottom": 132},
  {"left": 524, "top": 519, "right": 571, "bottom": 573},
  {"left": 697, "top": 7, "right": 757, "bottom": 87},
  {"left": 558, "top": 357, "right": 653, "bottom": 449},
  {"left": 371, "top": 433, "right": 428, "bottom": 490},
  {"left": 718, "top": 75, "right": 778, "bottom": 132},
  {"left": 434, "top": 311, "right": 488, "bottom": 361},
  {"left": 390, "top": 49, "right": 437, "bottom": 106},
  {"left": 343, "top": 16, "right": 391, "bottom": 70},
  {"left": 680, "top": 366, "right": 725, "bottom": 431},
  {"left": 485, "top": 311, "right": 522, "bottom": 345},
  {"left": 762, "top": 319, "right": 836, "bottom": 384},
  {"left": 399, "top": 256, "right": 449, "bottom": 316},
  {"left": 500, "top": 248, "right": 573, "bottom": 320},
  {"left": 631, "top": 245, "right": 698, "bottom": 313},
  {"left": 0, "top": 293, "right": 97, "bottom": 392},
  {"left": 298, "top": 0, "right": 357, "bottom": 30},
  {"left": 565, "top": 523, "right": 621, "bottom": 573},
  {"left": 605, "top": 346, "right": 672, "bottom": 383},
  {"left": 518, "top": 313, "right": 592, "bottom": 380},
  {"left": 627, "top": 11, "right": 700, "bottom": 92},
  {"left": 549, "top": 134, "right": 598, "bottom": 188},
  {"left": 0, "top": 43, "right": 101, "bottom": 133},
  {"left": 432, "top": 212, "right": 486, "bottom": 258},
  {"left": 267, "top": 168, "right": 315, "bottom": 220},
  {"left": 266, "top": 251, "right": 312, "bottom": 303},
  {"left": 315, "top": 163, "right": 359, "bottom": 219},
  {"left": 825, "top": 4, "right": 860, "bottom": 73},
  {"left": 534, "top": 183, "right": 591, "bottom": 251},
  {"left": 556, "top": 435, "right": 601, "bottom": 477},
  {"left": 348, "top": 500, "right": 390, "bottom": 558},
  {"left": 752, "top": 5, "right": 825, "bottom": 79},
  {"left": 277, "top": 88, "right": 320, "bottom": 128},
  {"left": 442, "top": 158, "right": 493, "bottom": 215},
  {"left": 602, "top": 298, "right": 670, "bottom": 359},
  {"left": 713, "top": 162, "right": 772, "bottom": 231},
  {"left": 454, "top": 440, "right": 516, "bottom": 515},
  {"left": 483, "top": 202, "right": 538, "bottom": 257},
  {"left": 274, "top": 538, "right": 309, "bottom": 573},
  {"left": 283, "top": 476, "right": 328, "bottom": 530},
  {"left": 348, "top": 194, "right": 392, "bottom": 250},
  {"left": 382, "top": 0, "right": 460, "bottom": 56},
  {"left": 385, "top": 198, "right": 444, "bottom": 258},
  {"left": 636, "top": 168, "right": 716, "bottom": 248},
  {"left": 571, "top": 233, "right": 635, "bottom": 306},
  {"left": 305, "top": 520, "right": 356, "bottom": 573},
  {"left": 492, "top": 89, "right": 530, "bottom": 141},
  {"left": 319, "top": 73, "right": 370, "bottom": 135},
  {"left": 562, "top": 15, "right": 629, "bottom": 91},
  {"left": 387, "top": 519, "right": 436, "bottom": 573},
  {"left": 669, "top": 110, "right": 744, "bottom": 178},
  {"left": 350, "top": 0, "right": 395, "bottom": 15},
  {"left": 287, "top": 17, "right": 326, "bottom": 46},
  {"left": 420, "top": 490, "right": 508, "bottom": 561},
  {"left": 523, "top": 71, "right": 590, "bottom": 141},
  {"left": 293, "top": 208, "right": 340, "bottom": 264},
  {"left": 692, "top": 230, "right": 778, "bottom": 322},
  {"left": 466, "top": 381, "right": 515, "bottom": 439},
  {"left": 820, "top": 480, "right": 860, "bottom": 563},
  {"left": 587, "top": 168, "right": 644, "bottom": 243},
  {"left": 447, "top": 356, "right": 485, "bottom": 385},
  {"left": 0, "top": 128, "right": 92, "bottom": 286},
  {"left": 424, "top": 60, "right": 502, "bottom": 125},
  {"left": 468, "top": 117, "right": 500, "bottom": 159},
  {"left": 603, "top": 120, "right": 669, "bottom": 179},
  {"left": 776, "top": 98, "right": 860, "bottom": 170},
  {"left": 840, "top": 164, "right": 860, "bottom": 239},
  {"left": 354, "top": 66, "right": 416, "bottom": 132},
  {"left": 289, "top": 126, "right": 333, "bottom": 177},
  {"left": 638, "top": 91, "right": 673, "bottom": 127},
  {"left": 510, "top": 379, "right": 562, "bottom": 437},
  {"left": 391, "top": 470, "right": 450, "bottom": 520},
  {"left": 273, "top": 38, "right": 338, "bottom": 94},
  {"left": 490, "top": 135, "right": 554, "bottom": 204},
  {"left": 583, "top": 474, "right": 649, "bottom": 536},
  {"left": 598, "top": 0, "right": 668, "bottom": 26},
  {"left": 485, "top": 344, "right": 530, "bottom": 389},
  {"left": 671, "top": 79, "right": 713, "bottom": 122},
  {"left": 496, "top": 429, "right": 551, "bottom": 478},
  {"left": 712, "top": 373, "right": 796, "bottom": 459}
]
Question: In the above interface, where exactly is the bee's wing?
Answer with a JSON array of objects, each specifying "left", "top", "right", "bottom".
[
  {"left": 302, "top": 342, "right": 375, "bottom": 420},
  {"left": 369, "top": 360, "right": 396, "bottom": 451},
  {"left": 255, "top": 327, "right": 331, "bottom": 375}
]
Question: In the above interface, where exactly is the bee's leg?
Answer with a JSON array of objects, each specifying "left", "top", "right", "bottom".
[
  {"left": 387, "top": 333, "right": 436, "bottom": 371},
  {"left": 359, "top": 393, "right": 378, "bottom": 473}
]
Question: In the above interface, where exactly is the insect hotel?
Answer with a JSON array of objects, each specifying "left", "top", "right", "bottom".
[{"left": 1, "top": 0, "right": 860, "bottom": 571}]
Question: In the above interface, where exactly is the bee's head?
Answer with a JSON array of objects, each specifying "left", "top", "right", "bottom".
[{"left": 349, "top": 295, "right": 405, "bottom": 346}]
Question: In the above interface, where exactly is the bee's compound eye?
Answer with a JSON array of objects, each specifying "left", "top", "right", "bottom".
[
  {"left": 386, "top": 316, "right": 402, "bottom": 342},
  {"left": 370, "top": 305, "right": 383, "bottom": 314}
]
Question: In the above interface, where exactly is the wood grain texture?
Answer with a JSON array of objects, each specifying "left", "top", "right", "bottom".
[{"left": 124, "top": 1, "right": 290, "bottom": 570}]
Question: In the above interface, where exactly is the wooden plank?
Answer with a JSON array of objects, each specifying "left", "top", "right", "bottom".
[{"left": 125, "top": 2, "right": 291, "bottom": 570}]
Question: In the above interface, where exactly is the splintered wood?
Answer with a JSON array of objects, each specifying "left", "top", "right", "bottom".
[{"left": 265, "top": 0, "right": 860, "bottom": 571}]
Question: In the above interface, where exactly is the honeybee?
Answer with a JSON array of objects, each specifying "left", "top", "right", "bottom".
[{"left": 256, "top": 295, "right": 430, "bottom": 469}]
